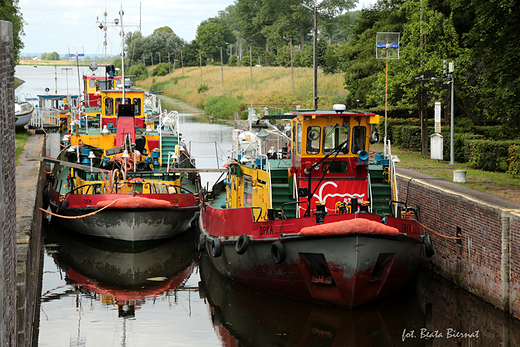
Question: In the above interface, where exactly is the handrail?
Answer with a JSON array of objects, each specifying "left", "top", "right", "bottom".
[{"left": 281, "top": 200, "right": 309, "bottom": 220}]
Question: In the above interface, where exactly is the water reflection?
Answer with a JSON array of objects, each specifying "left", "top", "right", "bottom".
[
  {"left": 199, "top": 253, "right": 428, "bottom": 347},
  {"left": 43, "top": 221, "right": 199, "bottom": 317}
]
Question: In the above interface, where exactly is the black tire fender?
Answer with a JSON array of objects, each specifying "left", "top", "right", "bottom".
[
  {"left": 198, "top": 234, "right": 206, "bottom": 252},
  {"left": 271, "top": 241, "right": 286, "bottom": 264},
  {"left": 235, "top": 234, "right": 250, "bottom": 255},
  {"left": 42, "top": 181, "right": 51, "bottom": 209},
  {"left": 212, "top": 238, "right": 222, "bottom": 258},
  {"left": 57, "top": 200, "right": 69, "bottom": 215},
  {"left": 423, "top": 235, "right": 435, "bottom": 258}
]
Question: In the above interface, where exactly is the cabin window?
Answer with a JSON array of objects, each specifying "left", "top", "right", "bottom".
[
  {"left": 322, "top": 160, "right": 348, "bottom": 174},
  {"left": 306, "top": 126, "right": 321, "bottom": 154},
  {"left": 297, "top": 123, "right": 302, "bottom": 154},
  {"left": 243, "top": 175, "right": 253, "bottom": 207},
  {"left": 105, "top": 98, "right": 114, "bottom": 116},
  {"left": 323, "top": 125, "right": 350, "bottom": 154},
  {"left": 292, "top": 122, "right": 297, "bottom": 157},
  {"left": 89, "top": 80, "right": 96, "bottom": 89},
  {"left": 133, "top": 98, "right": 141, "bottom": 115},
  {"left": 97, "top": 80, "right": 112, "bottom": 91},
  {"left": 115, "top": 98, "right": 131, "bottom": 115},
  {"left": 352, "top": 126, "right": 367, "bottom": 154}
]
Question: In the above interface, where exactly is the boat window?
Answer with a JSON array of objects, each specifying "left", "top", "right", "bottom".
[
  {"left": 243, "top": 175, "right": 253, "bottom": 207},
  {"left": 89, "top": 80, "right": 96, "bottom": 89},
  {"left": 352, "top": 126, "right": 367, "bottom": 154},
  {"left": 306, "top": 126, "right": 321, "bottom": 154},
  {"left": 115, "top": 98, "right": 131, "bottom": 115},
  {"left": 105, "top": 98, "right": 114, "bottom": 116},
  {"left": 97, "top": 80, "right": 112, "bottom": 91},
  {"left": 133, "top": 98, "right": 141, "bottom": 115},
  {"left": 323, "top": 125, "right": 350, "bottom": 154},
  {"left": 292, "top": 122, "right": 297, "bottom": 157},
  {"left": 297, "top": 123, "right": 302, "bottom": 154},
  {"left": 322, "top": 160, "right": 348, "bottom": 174}
]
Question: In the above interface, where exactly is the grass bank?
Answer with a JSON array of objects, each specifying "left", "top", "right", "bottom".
[
  {"left": 135, "top": 65, "right": 348, "bottom": 119},
  {"left": 371, "top": 143, "right": 520, "bottom": 204},
  {"left": 15, "top": 130, "right": 31, "bottom": 166}
]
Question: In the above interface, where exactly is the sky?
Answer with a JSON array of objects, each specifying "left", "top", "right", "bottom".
[{"left": 19, "top": 0, "right": 377, "bottom": 55}]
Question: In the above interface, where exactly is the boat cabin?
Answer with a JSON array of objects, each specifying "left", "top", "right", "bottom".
[
  {"left": 83, "top": 75, "right": 123, "bottom": 107},
  {"left": 224, "top": 105, "right": 384, "bottom": 222}
]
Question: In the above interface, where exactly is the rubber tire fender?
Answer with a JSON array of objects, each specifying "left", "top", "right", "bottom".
[
  {"left": 271, "top": 241, "right": 286, "bottom": 264},
  {"left": 211, "top": 238, "right": 223, "bottom": 258},
  {"left": 198, "top": 234, "right": 206, "bottom": 252},
  {"left": 235, "top": 234, "right": 250, "bottom": 255},
  {"left": 42, "top": 181, "right": 51, "bottom": 210},
  {"left": 57, "top": 200, "right": 69, "bottom": 215},
  {"left": 423, "top": 235, "right": 435, "bottom": 258}
]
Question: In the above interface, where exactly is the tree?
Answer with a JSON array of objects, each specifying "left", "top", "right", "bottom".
[
  {"left": 455, "top": 0, "right": 520, "bottom": 130},
  {"left": 196, "top": 20, "right": 235, "bottom": 63},
  {"left": 125, "top": 28, "right": 184, "bottom": 67},
  {"left": 0, "top": 0, "right": 25, "bottom": 62}
]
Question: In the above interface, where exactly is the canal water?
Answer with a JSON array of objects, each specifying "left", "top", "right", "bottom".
[{"left": 16, "top": 65, "right": 520, "bottom": 346}]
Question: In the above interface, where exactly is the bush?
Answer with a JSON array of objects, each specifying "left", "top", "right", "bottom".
[
  {"left": 228, "top": 54, "right": 238, "bottom": 66},
  {"left": 466, "top": 139, "right": 520, "bottom": 172},
  {"left": 197, "top": 83, "right": 209, "bottom": 93},
  {"left": 205, "top": 94, "right": 243, "bottom": 119},
  {"left": 508, "top": 145, "right": 520, "bottom": 177},
  {"left": 129, "top": 64, "right": 148, "bottom": 80},
  {"left": 152, "top": 63, "right": 169, "bottom": 76},
  {"left": 396, "top": 126, "right": 421, "bottom": 151}
]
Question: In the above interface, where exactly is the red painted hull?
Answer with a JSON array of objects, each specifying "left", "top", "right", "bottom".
[{"left": 200, "top": 205, "right": 425, "bottom": 307}]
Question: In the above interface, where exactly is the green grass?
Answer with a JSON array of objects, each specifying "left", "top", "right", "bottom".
[
  {"left": 15, "top": 130, "right": 31, "bottom": 165},
  {"left": 372, "top": 143, "right": 520, "bottom": 202}
]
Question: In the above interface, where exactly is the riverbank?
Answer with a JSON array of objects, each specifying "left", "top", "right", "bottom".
[{"left": 136, "top": 65, "right": 348, "bottom": 119}]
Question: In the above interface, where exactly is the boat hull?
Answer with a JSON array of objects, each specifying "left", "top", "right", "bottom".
[
  {"left": 200, "top": 209, "right": 424, "bottom": 308},
  {"left": 54, "top": 207, "right": 198, "bottom": 242},
  {"left": 49, "top": 192, "right": 199, "bottom": 242}
]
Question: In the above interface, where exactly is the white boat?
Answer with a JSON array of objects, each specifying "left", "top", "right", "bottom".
[{"left": 14, "top": 100, "right": 34, "bottom": 128}]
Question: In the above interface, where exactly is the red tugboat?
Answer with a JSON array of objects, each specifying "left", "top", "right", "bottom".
[{"left": 198, "top": 104, "right": 434, "bottom": 308}]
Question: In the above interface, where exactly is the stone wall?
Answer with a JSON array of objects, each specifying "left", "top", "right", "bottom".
[
  {"left": 0, "top": 20, "right": 18, "bottom": 347},
  {"left": 16, "top": 134, "right": 46, "bottom": 347},
  {"left": 396, "top": 167, "right": 520, "bottom": 317}
]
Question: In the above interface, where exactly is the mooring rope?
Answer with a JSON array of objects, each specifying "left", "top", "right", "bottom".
[
  {"left": 39, "top": 198, "right": 122, "bottom": 220},
  {"left": 419, "top": 221, "right": 461, "bottom": 240}
]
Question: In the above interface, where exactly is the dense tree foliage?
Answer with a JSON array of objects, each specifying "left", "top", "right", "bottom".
[
  {"left": 118, "top": 0, "right": 520, "bottom": 134},
  {"left": 0, "top": 0, "right": 25, "bottom": 62},
  {"left": 40, "top": 52, "right": 60, "bottom": 60},
  {"left": 125, "top": 27, "right": 184, "bottom": 68}
]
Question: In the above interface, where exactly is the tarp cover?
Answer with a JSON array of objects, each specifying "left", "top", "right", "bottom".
[{"left": 300, "top": 218, "right": 399, "bottom": 237}]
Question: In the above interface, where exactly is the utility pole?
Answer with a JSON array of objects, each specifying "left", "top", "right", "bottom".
[
  {"left": 199, "top": 51, "right": 203, "bottom": 83},
  {"left": 250, "top": 45, "right": 253, "bottom": 89},
  {"left": 220, "top": 46, "right": 224, "bottom": 88},
  {"left": 290, "top": 38, "right": 294, "bottom": 92}
]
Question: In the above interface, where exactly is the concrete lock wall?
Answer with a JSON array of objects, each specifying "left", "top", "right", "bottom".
[
  {"left": 396, "top": 168, "right": 520, "bottom": 318},
  {"left": 1, "top": 20, "right": 18, "bottom": 347}
]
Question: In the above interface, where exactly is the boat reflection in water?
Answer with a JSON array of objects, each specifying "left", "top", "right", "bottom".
[
  {"left": 44, "top": 221, "right": 199, "bottom": 317},
  {"left": 199, "top": 253, "right": 428, "bottom": 347}
]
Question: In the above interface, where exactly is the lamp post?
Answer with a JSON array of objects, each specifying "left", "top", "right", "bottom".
[
  {"left": 414, "top": 59, "right": 455, "bottom": 164},
  {"left": 302, "top": 3, "right": 318, "bottom": 110}
]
